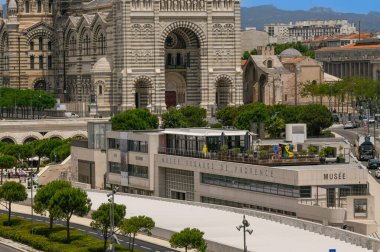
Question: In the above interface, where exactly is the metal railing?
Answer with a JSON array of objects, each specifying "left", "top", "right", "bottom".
[{"left": 158, "top": 147, "right": 321, "bottom": 166}]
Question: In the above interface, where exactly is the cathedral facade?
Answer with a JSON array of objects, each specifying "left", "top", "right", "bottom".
[{"left": 0, "top": 0, "right": 243, "bottom": 116}]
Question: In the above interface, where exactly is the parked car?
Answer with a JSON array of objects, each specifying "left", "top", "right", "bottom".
[
  {"left": 344, "top": 121, "right": 354, "bottom": 129},
  {"left": 369, "top": 117, "right": 376, "bottom": 124},
  {"left": 64, "top": 112, "right": 80, "bottom": 118},
  {"left": 375, "top": 169, "right": 380, "bottom": 178},
  {"left": 367, "top": 159, "right": 380, "bottom": 169}
]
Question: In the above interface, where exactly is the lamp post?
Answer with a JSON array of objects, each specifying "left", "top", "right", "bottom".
[
  {"left": 236, "top": 215, "right": 253, "bottom": 252},
  {"left": 29, "top": 171, "right": 35, "bottom": 234},
  {"left": 107, "top": 186, "right": 119, "bottom": 252}
]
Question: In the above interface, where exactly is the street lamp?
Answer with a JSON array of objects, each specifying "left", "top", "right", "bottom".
[
  {"left": 29, "top": 171, "right": 35, "bottom": 234},
  {"left": 107, "top": 186, "right": 119, "bottom": 252},
  {"left": 236, "top": 215, "right": 253, "bottom": 252}
]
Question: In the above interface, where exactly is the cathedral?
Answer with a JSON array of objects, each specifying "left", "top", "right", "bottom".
[{"left": 0, "top": 0, "right": 243, "bottom": 116}]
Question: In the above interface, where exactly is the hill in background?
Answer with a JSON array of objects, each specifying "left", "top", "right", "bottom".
[{"left": 241, "top": 5, "right": 380, "bottom": 33}]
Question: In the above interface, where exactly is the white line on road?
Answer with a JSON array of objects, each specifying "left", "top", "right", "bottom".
[
  {"left": 89, "top": 231, "right": 97, "bottom": 234},
  {"left": 140, "top": 245, "right": 151, "bottom": 250}
]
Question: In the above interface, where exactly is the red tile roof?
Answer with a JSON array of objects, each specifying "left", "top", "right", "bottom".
[
  {"left": 283, "top": 56, "right": 306, "bottom": 64},
  {"left": 317, "top": 43, "right": 380, "bottom": 51}
]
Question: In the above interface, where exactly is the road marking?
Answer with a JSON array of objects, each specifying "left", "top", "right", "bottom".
[
  {"left": 140, "top": 246, "right": 151, "bottom": 250},
  {"left": 89, "top": 231, "right": 97, "bottom": 234},
  {"left": 77, "top": 228, "right": 85, "bottom": 232}
]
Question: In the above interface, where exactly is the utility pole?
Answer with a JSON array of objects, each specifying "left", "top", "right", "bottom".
[
  {"left": 18, "top": 36, "right": 21, "bottom": 90},
  {"left": 236, "top": 215, "right": 253, "bottom": 252}
]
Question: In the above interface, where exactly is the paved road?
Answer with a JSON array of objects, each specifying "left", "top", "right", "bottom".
[
  {"left": 0, "top": 243, "right": 22, "bottom": 252},
  {"left": 0, "top": 210, "right": 176, "bottom": 252},
  {"left": 330, "top": 125, "right": 380, "bottom": 181}
]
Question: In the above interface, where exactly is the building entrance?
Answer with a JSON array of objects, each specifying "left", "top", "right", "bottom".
[{"left": 171, "top": 190, "right": 186, "bottom": 200}]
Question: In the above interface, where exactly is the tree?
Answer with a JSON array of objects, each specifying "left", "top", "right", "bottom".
[
  {"left": 121, "top": 215, "right": 155, "bottom": 252},
  {"left": 298, "top": 104, "right": 333, "bottom": 136},
  {"left": 265, "top": 116, "right": 285, "bottom": 138},
  {"left": 49, "top": 187, "right": 91, "bottom": 242},
  {"left": 161, "top": 108, "right": 187, "bottom": 128},
  {"left": 0, "top": 181, "right": 27, "bottom": 225},
  {"left": 179, "top": 106, "right": 208, "bottom": 128},
  {"left": 216, "top": 106, "right": 239, "bottom": 126},
  {"left": 242, "top": 51, "right": 250, "bottom": 60},
  {"left": 233, "top": 103, "right": 269, "bottom": 130},
  {"left": 33, "top": 180, "right": 71, "bottom": 229},
  {"left": 169, "top": 227, "right": 207, "bottom": 252},
  {"left": 111, "top": 109, "right": 159, "bottom": 131},
  {"left": 0, "top": 155, "right": 17, "bottom": 184},
  {"left": 34, "top": 139, "right": 63, "bottom": 171},
  {"left": 91, "top": 203, "right": 126, "bottom": 251}
]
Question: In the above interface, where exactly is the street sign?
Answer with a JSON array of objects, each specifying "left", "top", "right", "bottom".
[{"left": 329, "top": 249, "right": 336, "bottom": 252}]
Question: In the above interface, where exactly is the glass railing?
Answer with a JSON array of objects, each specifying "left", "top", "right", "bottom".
[{"left": 158, "top": 147, "right": 321, "bottom": 166}]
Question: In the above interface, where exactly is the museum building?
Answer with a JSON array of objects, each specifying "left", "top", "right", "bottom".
[{"left": 70, "top": 122, "right": 379, "bottom": 235}]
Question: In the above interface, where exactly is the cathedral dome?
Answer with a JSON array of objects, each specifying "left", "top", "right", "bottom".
[
  {"left": 91, "top": 57, "right": 111, "bottom": 73},
  {"left": 8, "top": 0, "right": 17, "bottom": 9},
  {"left": 279, "top": 48, "right": 302, "bottom": 57}
]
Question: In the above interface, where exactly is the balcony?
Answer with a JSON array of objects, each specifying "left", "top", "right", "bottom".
[
  {"left": 158, "top": 147, "right": 321, "bottom": 167},
  {"left": 165, "top": 64, "right": 187, "bottom": 70}
]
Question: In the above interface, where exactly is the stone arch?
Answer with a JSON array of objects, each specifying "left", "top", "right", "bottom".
[
  {"left": 50, "top": 136, "right": 63, "bottom": 140},
  {"left": 243, "top": 60, "right": 255, "bottom": 104},
  {"left": 0, "top": 137, "right": 16, "bottom": 144},
  {"left": 215, "top": 75, "right": 233, "bottom": 109},
  {"left": 44, "top": 131, "right": 65, "bottom": 139},
  {"left": 165, "top": 72, "right": 187, "bottom": 107},
  {"left": 161, "top": 21, "right": 206, "bottom": 47},
  {"left": 24, "top": 26, "right": 55, "bottom": 46},
  {"left": 259, "top": 74, "right": 267, "bottom": 103},
  {"left": 33, "top": 78, "right": 48, "bottom": 90},
  {"left": 21, "top": 133, "right": 43, "bottom": 144},
  {"left": 23, "top": 136, "right": 38, "bottom": 144},
  {"left": 134, "top": 76, "right": 153, "bottom": 109},
  {"left": 70, "top": 131, "right": 88, "bottom": 139},
  {"left": 78, "top": 28, "right": 92, "bottom": 56}
]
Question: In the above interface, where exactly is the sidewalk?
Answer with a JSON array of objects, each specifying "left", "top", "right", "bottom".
[{"left": 4, "top": 202, "right": 176, "bottom": 251}]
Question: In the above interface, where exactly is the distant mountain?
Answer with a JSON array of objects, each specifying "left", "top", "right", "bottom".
[{"left": 241, "top": 5, "right": 380, "bottom": 33}]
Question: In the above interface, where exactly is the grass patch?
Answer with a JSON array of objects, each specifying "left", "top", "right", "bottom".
[{"left": 0, "top": 214, "right": 131, "bottom": 252}]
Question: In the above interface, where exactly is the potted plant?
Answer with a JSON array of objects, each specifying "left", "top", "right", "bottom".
[
  {"left": 307, "top": 144, "right": 318, "bottom": 156},
  {"left": 318, "top": 148, "right": 327, "bottom": 163},
  {"left": 337, "top": 154, "right": 345, "bottom": 163}
]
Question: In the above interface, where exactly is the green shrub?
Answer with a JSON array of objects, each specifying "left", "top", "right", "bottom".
[{"left": 0, "top": 214, "right": 131, "bottom": 252}]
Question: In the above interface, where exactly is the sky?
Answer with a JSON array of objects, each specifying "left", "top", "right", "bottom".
[{"left": 241, "top": 0, "right": 379, "bottom": 14}]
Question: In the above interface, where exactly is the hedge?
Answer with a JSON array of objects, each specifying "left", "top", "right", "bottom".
[{"left": 0, "top": 215, "right": 132, "bottom": 252}]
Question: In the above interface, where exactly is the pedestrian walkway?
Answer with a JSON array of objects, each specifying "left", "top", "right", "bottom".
[
  {"left": 0, "top": 236, "right": 42, "bottom": 252},
  {"left": 3, "top": 203, "right": 176, "bottom": 251}
]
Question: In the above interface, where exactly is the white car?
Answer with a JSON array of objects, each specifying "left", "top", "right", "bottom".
[
  {"left": 343, "top": 122, "right": 354, "bottom": 129},
  {"left": 369, "top": 117, "right": 376, "bottom": 124},
  {"left": 64, "top": 112, "right": 80, "bottom": 118},
  {"left": 375, "top": 169, "right": 380, "bottom": 178}
]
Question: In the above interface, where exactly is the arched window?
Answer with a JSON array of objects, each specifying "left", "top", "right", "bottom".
[
  {"left": 267, "top": 60, "right": 273, "bottom": 68},
  {"left": 166, "top": 53, "right": 172, "bottom": 65},
  {"left": 48, "top": 55, "right": 52, "bottom": 69},
  {"left": 176, "top": 53, "right": 181, "bottom": 65},
  {"left": 97, "top": 33, "right": 106, "bottom": 55},
  {"left": 25, "top": 0, "right": 30, "bottom": 13},
  {"left": 30, "top": 41, "right": 34, "bottom": 50},
  {"left": 30, "top": 55, "right": 34, "bottom": 69},
  {"left": 82, "top": 34, "right": 90, "bottom": 56},
  {"left": 39, "top": 56, "right": 43, "bottom": 69},
  {"left": 38, "top": 37, "right": 43, "bottom": 51},
  {"left": 37, "top": 0, "right": 42, "bottom": 13},
  {"left": 48, "top": 0, "right": 52, "bottom": 12},
  {"left": 69, "top": 36, "right": 76, "bottom": 56},
  {"left": 48, "top": 41, "right": 52, "bottom": 51},
  {"left": 98, "top": 85, "right": 103, "bottom": 95}
]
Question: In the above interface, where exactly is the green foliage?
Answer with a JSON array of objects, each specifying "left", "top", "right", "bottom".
[
  {"left": 169, "top": 227, "right": 207, "bottom": 252},
  {"left": 0, "top": 181, "right": 27, "bottom": 224},
  {"left": 319, "top": 146, "right": 334, "bottom": 158},
  {"left": 0, "top": 155, "right": 17, "bottom": 184},
  {"left": 178, "top": 106, "right": 208, "bottom": 128},
  {"left": 271, "top": 42, "right": 315, "bottom": 58},
  {"left": 33, "top": 181, "right": 72, "bottom": 229},
  {"left": 91, "top": 203, "right": 126, "bottom": 251},
  {"left": 233, "top": 103, "right": 269, "bottom": 130},
  {"left": 0, "top": 88, "right": 56, "bottom": 119},
  {"left": 121, "top": 216, "right": 155, "bottom": 252},
  {"left": 111, "top": 109, "right": 159, "bottom": 131},
  {"left": 216, "top": 106, "right": 239, "bottom": 126},
  {"left": 265, "top": 116, "right": 285, "bottom": 138},
  {"left": 161, "top": 108, "right": 187, "bottom": 128},
  {"left": 220, "top": 144, "right": 229, "bottom": 154},
  {"left": 0, "top": 214, "right": 130, "bottom": 252},
  {"left": 210, "top": 123, "right": 223, "bottom": 129},
  {"left": 242, "top": 51, "right": 250, "bottom": 60},
  {"left": 50, "top": 140, "right": 71, "bottom": 162},
  {"left": 49, "top": 187, "right": 92, "bottom": 242},
  {"left": 307, "top": 145, "right": 318, "bottom": 155},
  {"left": 298, "top": 104, "right": 333, "bottom": 136}
]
